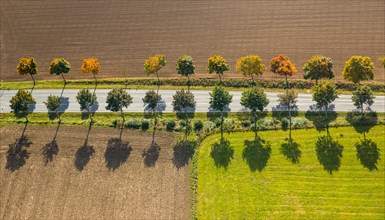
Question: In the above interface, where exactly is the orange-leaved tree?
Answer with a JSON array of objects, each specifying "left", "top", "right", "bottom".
[
  {"left": 81, "top": 58, "right": 100, "bottom": 84},
  {"left": 270, "top": 55, "right": 297, "bottom": 140},
  {"left": 144, "top": 54, "right": 166, "bottom": 85},
  {"left": 16, "top": 57, "right": 38, "bottom": 86}
]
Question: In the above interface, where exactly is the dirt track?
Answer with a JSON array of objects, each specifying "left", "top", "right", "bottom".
[
  {"left": 0, "top": 125, "right": 190, "bottom": 219},
  {"left": 1, "top": 0, "right": 384, "bottom": 82}
]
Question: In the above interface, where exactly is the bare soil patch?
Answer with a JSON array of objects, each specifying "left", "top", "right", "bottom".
[
  {"left": 0, "top": 125, "right": 190, "bottom": 219},
  {"left": 1, "top": 0, "right": 384, "bottom": 82}
]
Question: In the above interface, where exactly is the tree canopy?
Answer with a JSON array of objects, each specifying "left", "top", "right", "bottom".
[
  {"left": 142, "top": 90, "right": 162, "bottom": 111},
  {"left": 236, "top": 55, "right": 265, "bottom": 81},
  {"left": 352, "top": 85, "right": 374, "bottom": 113},
  {"left": 76, "top": 89, "right": 97, "bottom": 112},
  {"left": 303, "top": 55, "right": 334, "bottom": 82},
  {"left": 10, "top": 89, "right": 35, "bottom": 120},
  {"left": 81, "top": 58, "right": 100, "bottom": 75},
  {"left": 270, "top": 55, "right": 297, "bottom": 77},
  {"left": 50, "top": 58, "right": 71, "bottom": 83},
  {"left": 172, "top": 89, "right": 196, "bottom": 112},
  {"left": 106, "top": 88, "right": 133, "bottom": 112},
  {"left": 144, "top": 54, "right": 166, "bottom": 83},
  {"left": 44, "top": 95, "right": 61, "bottom": 112},
  {"left": 378, "top": 57, "right": 385, "bottom": 69},
  {"left": 209, "top": 86, "right": 232, "bottom": 112},
  {"left": 175, "top": 55, "right": 195, "bottom": 77},
  {"left": 342, "top": 56, "right": 374, "bottom": 84},
  {"left": 240, "top": 87, "right": 269, "bottom": 113},
  {"left": 277, "top": 89, "right": 298, "bottom": 108},
  {"left": 207, "top": 55, "right": 229, "bottom": 80},
  {"left": 312, "top": 80, "right": 338, "bottom": 113},
  {"left": 16, "top": 57, "right": 38, "bottom": 84}
]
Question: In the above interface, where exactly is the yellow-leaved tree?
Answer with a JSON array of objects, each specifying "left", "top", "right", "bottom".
[
  {"left": 81, "top": 58, "right": 100, "bottom": 84},
  {"left": 144, "top": 54, "right": 166, "bottom": 84},
  {"left": 16, "top": 57, "right": 38, "bottom": 86}
]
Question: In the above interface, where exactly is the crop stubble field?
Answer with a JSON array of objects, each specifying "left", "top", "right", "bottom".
[
  {"left": 1, "top": 0, "right": 384, "bottom": 82},
  {"left": 0, "top": 125, "right": 189, "bottom": 220}
]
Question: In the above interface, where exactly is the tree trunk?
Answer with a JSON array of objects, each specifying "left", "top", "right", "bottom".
[
  {"left": 187, "top": 75, "right": 190, "bottom": 91},
  {"left": 61, "top": 73, "right": 67, "bottom": 84},
  {"left": 219, "top": 73, "right": 222, "bottom": 83},
  {"left": 220, "top": 111, "right": 224, "bottom": 141},
  {"left": 30, "top": 74, "right": 36, "bottom": 86},
  {"left": 92, "top": 73, "right": 97, "bottom": 85},
  {"left": 156, "top": 71, "right": 160, "bottom": 85}
]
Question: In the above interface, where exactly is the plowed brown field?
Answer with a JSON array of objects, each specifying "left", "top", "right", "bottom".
[
  {"left": 1, "top": 0, "right": 384, "bottom": 81},
  {"left": 0, "top": 125, "right": 189, "bottom": 219}
]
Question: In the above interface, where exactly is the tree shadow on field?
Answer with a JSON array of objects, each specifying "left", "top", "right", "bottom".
[
  {"left": 172, "top": 140, "right": 196, "bottom": 169},
  {"left": 6, "top": 123, "right": 32, "bottom": 172},
  {"left": 356, "top": 138, "right": 380, "bottom": 171},
  {"left": 346, "top": 111, "right": 378, "bottom": 134},
  {"left": 206, "top": 111, "right": 229, "bottom": 122},
  {"left": 315, "top": 133, "right": 344, "bottom": 174},
  {"left": 305, "top": 110, "right": 337, "bottom": 131},
  {"left": 104, "top": 138, "right": 132, "bottom": 171},
  {"left": 280, "top": 139, "right": 301, "bottom": 164},
  {"left": 42, "top": 123, "right": 61, "bottom": 165},
  {"left": 210, "top": 139, "right": 234, "bottom": 169},
  {"left": 242, "top": 138, "right": 272, "bottom": 172},
  {"left": 142, "top": 142, "right": 161, "bottom": 167},
  {"left": 74, "top": 122, "right": 95, "bottom": 171}
]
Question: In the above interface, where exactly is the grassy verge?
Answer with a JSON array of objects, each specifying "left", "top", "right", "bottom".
[
  {"left": 1, "top": 78, "right": 384, "bottom": 95},
  {"left": 197, "top": 126, "right": 385, "bottom": 219}
]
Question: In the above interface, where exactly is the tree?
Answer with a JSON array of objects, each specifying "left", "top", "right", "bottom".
[
  {"left": 207, "top": 55, "right": 229, "bottom": 82},
  {"left": 143, "top": 90, "right": 162, "bottom": 131},
  {"left": 240, "top": 87, "right": 269, "bottom": 139},
  {"left": 106, "top": 88, "right": 133, "bottom": 126},
  {"left": 81, "top": 58, "right": 100, "bottom": 84},
  {"left": 209, "top": 86, "right": 233, "bottom": 140},
  {"left": 44, "top": 95, "right": 62, "bottom": 121},
  {"left": 10, "top": 89, "right": 35, "bottom": 122},
  {"left": 303, "top": 55, "right": 334, "bottom": 83},
  {"left": 236, "top": 55, "right": 266, "bottom": 83},
  {"left": 270, "top": 55, "right": 297, "bottom": 140},
  {"left": 144, "top": 54, "right": 166, "bottom": 84},
  {"left": 50, "top": 58, "right": 71, "bottom": 84},
  {"left": 312, "top": 80, "right": 338, "bottom": 117},
  {"left": 172, "top": 89, "right": 196, "bottom": 137},
  {"left": 352, "top": 85, "right": 374, "bottom": 116},
  {"left": 277, "top": 89, "right": 298, "bottom": 108},
  {"left": 76, "top": 89, "right": 97, "bottom": 119},
  {"left": 176, "top": 55, "right": 195, "bottom": 87},
  {"left": 16, "top": 57, "right": 38, "bottom": 86},
  {"left": 342, "top": 56, "right": 374, "bottom": 84},
  {"left": 378, "top": 57, "right": 385, "bottom": 69}
]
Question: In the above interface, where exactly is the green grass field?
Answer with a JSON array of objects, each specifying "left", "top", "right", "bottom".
[{"left": 197, "top": 126, "right": 385, "bottom": 219}]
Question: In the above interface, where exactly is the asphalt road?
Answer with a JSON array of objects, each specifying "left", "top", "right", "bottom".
[{"left": 1, "top": 89, "right": 384, "bottom": 113}]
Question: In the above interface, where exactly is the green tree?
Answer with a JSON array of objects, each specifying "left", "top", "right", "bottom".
[
  {"left": 10, "top": 89, "right": 35, "bottom": 122},
  {"left": 106, "top": 88, "right": 133, "bottom": 126},
  {"left": 312, "top": 80, "right": 338, "bottom": 117},
  {"left": 144, "top": 54, "right": 166, "bottom": 84},
  {"left": 277, "top": 89, "right": 298, "bottom": 108},
  {"left": 342, "top": 56, "right": 374, "bottom": 84},
  {"left": 236, "top": 55, "right": 266, "bottom": 83},
  {"left": 207, "top": 55, "right": 229, "bottom": 82},
  {"left": 16, "top": 57, "right": 38, "bottom": 86},
  {"left": 50, "top": 58, "right": 71, "bottom": 84},
  {"left": 352, "top": 85, "right": 374, "bottom": 116},
  {"left": 240, "top": 86, "right": 269, "bottom": 140},
  {"left": 172, "top": 89, "right": 196, "bottom": 137},
  {"left": 209, "top": 86, "right": 233, "bottom": 140},
  {"left": 44, "top": 95, "right": 62, "bottom": 121},
  {"left": 143, "top": 90, "right": 162, "bottom": 131},
  {"left": 303, "top": 55, "right": 334, "bottom": 83},
  {"left": 176, "top": 55, "right": 195, "bottom": 87},
  {"left": 76, "top": 89, "right": 97, "bottom": 119}
]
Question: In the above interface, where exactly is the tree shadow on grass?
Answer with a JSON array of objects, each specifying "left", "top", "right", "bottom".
[
  {"left": 104, "top": 138, "right": 132, "bottom": 171},
  {"left": 210, "top": 139, "right": 234, "bottom": 169},
  {"left": 242, "top": 138, "right": 272, "bottom": 172},
  {"left": 74, "top": 122, "right": 95, "bottom": 171},
  {"left": 356, "top": 138, "right": 380, "bottom": 171},
  {"left": 42, "top": 122, "right": 61, "bottom": 165},
  {"left": 346, "top": 111, "right": 378, "bottom": 134},
  {"left": 305, "top": 110, "right": 337, "bottom": 131},
  {"left": 172, "top": 140, "right": 196, "bottom": 169},
  {"left": 280, "top": 139, "right": 301, "bottom": 164},
  {"left": 142, "top": 142, "right": 161, "bottom": 167},
  {"left": 316, "top": 135, "right": 344, "bottom": 174}
]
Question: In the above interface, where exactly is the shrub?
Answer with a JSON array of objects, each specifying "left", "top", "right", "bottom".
[
  {"left": 223, "top": 119, "right": 235, "bottom": 132},
  {"left": 194, "top": 120, "right": 203, "bottom": 133},
  {"left": 125, "top": 119, "right": 142, "bottom": 129},
  {"left": 141, "top": 120, "right": 150, "bottom": 130},
  {"left": 166, "top": 120, "right": 176, "bottom": 131},
  {"left": 179, "top": 119, "right": 187, "bottom": 127},
  {"left": 214, "top": 118, "right": 222, "bottom": 127},
  {"left": 281, "top": 118, "right": 289, "bottom": 130},
  {"left": 203, "top": 121, "right": 216, "bottom": 133},
  {"left": 292, "top": 118, "right": 309, "bottom": 129},
  {"left": 242, "top": 120, "right": 251, "bottom": 128}
]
